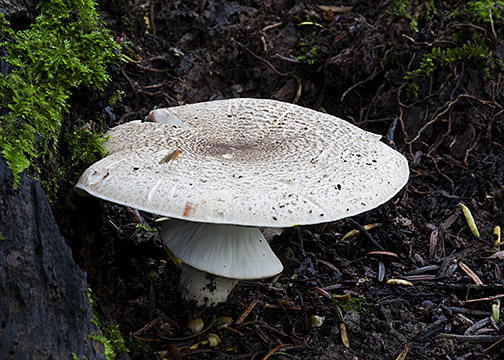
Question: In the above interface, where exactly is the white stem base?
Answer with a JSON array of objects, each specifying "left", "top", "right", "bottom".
[{"left": 178, "top": 263, "right": 239, "bottom": 307}]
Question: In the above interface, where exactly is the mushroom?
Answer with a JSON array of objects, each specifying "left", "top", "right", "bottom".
[
  {"left": 75, "top": 98, "right": 409, "bottom": 306},
  {"left": 161, "top": 219, "right": 283, "bottom": 305}
]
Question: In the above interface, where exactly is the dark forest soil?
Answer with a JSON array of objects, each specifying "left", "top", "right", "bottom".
[{"left": 56, "top": 0, "right": 504, "bottom": 359}]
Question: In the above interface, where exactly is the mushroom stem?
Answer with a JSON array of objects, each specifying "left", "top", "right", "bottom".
[
  {"left": 161, "top": 219, "right": 284, "bottom": 306},
  {"left": 178, "top": 263, "right": 239, "bottom": 307}
]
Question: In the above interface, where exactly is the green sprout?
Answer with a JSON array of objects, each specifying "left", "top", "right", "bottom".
[
  {"left": 135, "top": 223, "right": 158, "bottom": 233},
  {"left": 296, "top": 37, "right": 319, "bottom": 65}
]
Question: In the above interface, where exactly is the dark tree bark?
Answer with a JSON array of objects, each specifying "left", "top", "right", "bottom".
[
  {"left": 0, "top": 157, "right": 105, "bottom": 360},
  {"left": 0, "top": 0, "right": 37, "bottom": 24}
]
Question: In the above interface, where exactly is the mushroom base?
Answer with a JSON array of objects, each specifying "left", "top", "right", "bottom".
[{"left": 178, "top": 263, "right": 239, "bottom": 307}]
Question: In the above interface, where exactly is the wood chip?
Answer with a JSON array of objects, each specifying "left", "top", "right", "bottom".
[{"left": 317, "top": 5, "right": 353, "bottom": 13}]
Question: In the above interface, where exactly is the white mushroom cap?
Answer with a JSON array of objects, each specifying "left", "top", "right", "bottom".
[
  {"left": 161, "top": 219, "right": 283, "bottom": 279},
  {"left": 76, "top": 98, "right": 409, "bottom": 227}
]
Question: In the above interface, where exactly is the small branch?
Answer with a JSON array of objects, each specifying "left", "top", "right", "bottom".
[
  {"left": 346, "top": 218, "right": 385, "bottom": 251},
  {"left": 489, "top": 2, "right": 497, "bottom": 42},
  {"left": 230, "top": 39, "right": 302, "bottom": 104}
]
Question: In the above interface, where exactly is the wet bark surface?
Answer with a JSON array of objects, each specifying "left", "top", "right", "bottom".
[
  {"left": 0, "top": 157, "right": 105, "bottom": 360},
  {"left": 4, "top": 0, "right": 504, "bottom": 359}
]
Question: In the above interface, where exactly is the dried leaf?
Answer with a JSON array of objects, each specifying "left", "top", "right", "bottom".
[
  {"left": 207, "top": 333, "right": 221, "bottom": 347},
  {"left": 459, "top": 261, "right": 483, "bottom": 285},
  {"left": 340, "top": 322, "right": 350, "bottom": 348},
  {"left": 429, "top": 227, "right": 438, "bottom": 258},
  {"left": 386, "top": 279, "right": 413, "bottom": 286},
  {"left": 494, "top": 226, "right": 501, "bottom": 249},
  {"left": 459, "top": 203, "right": 480, "bottom": 238},
  {"left": 488, "top": 250, "right": 504, "bottom": 259}
]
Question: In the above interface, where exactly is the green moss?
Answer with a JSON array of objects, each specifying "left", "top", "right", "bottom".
[
  {"left": 135, "top": 223, "right": 158, "bottom": 233},
  {"left": 405, "top": 40, "right": 500, "bottom": 98},
  {"left": 0, "top": 0, "right": 120, "bottom": 188},
  {"left": 88, "top": 287, "right": 129, "bottom": 360},
  {"left": 393, "top": 0, "right": 437, "bottom": 32},
  {"left": 402, "top": 1, "right": 504, "bottom": 99},
  {"left": 465, "top": 0, "right": 504, "bottom": 23},
  {"left": 332, "top": 295, "right": 375, "bottom": 314},
  {"left": 40, "top": 122, "right": 108, "bottom": 202}
]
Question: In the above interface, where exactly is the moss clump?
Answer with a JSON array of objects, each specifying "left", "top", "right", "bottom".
[
  {"left": 402, "top": 1, "right": 504, "bottom": 99},
  {"left": 88, "top": 288, "right": 129, "bottom": 360},
  {"left": 0, "top": 0, "right": 120, "bottom": 188},
  {"left": 40, "top": 122, "right": 108, "bottom": 202},
  {"left": 393, "top": 0, "right": 437, "bottom": 32},
  {"left": 332, "top": 295, "right": 375, "bottom": 314}
]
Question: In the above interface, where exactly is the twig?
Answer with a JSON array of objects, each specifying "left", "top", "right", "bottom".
[
  {"left": 230, "top": 39, "right": 302, "bottom": 104},
  {"left": 120, "top": 66, "right": 138, "bottom": 96},
  {"left": 340, "top": 70, "right": 379, "bottom": 102},
  {"left": 450, "top": 23, "right": 488, "bottom": 39},
  {"left": 435, "top": 334, "right": 503, "bottom": 343},
  {"left": 149, "top": 1, "right": 156, "bottom": 36},
  {"left": 262, "top": 344, "right": 285, "bottom": 360},
  {"left": 484, "top": 334, "right": 504, "bottom": 353},
  {"left": 401, "top": 34, "right": 455, "bottom": 48},
  {"left": 262, "top": 22, "right": 283, "bottom": 32},
  {"left": 450, "top": 61, "right": 464, "bottom": 100},
  {"left": 427, "top": 155, "right": 455, "bottom": 189},
  {"left": 135, "top": 64, "right": 174, "bottom": 73},
  {"left": 405, "top": 94, "right": 497, "bottom": 145},
  {"left": 463, "top": 131, "right": 481, "bottom": 168},
  {"left": 346, "top": 218, "right": 385, "bottom": 251},
  {"left": 234, "top": 294, "right": 259, "bottom": 326},
  {"left": 489, "top": 2, "right": 497, "bottom": 42}
]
